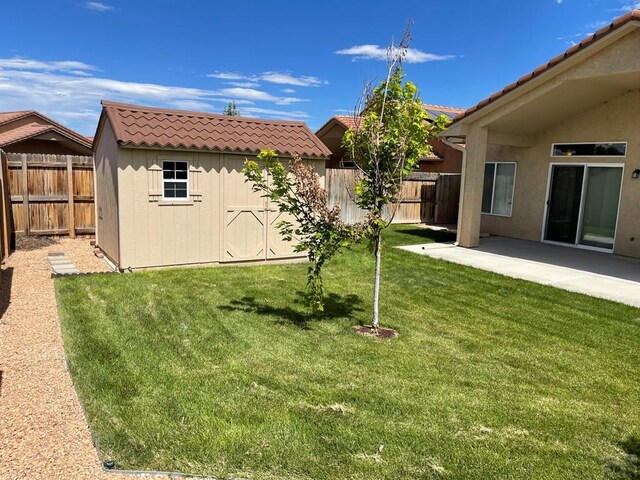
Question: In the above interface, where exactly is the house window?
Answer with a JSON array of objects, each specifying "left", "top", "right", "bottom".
[
  {"left": 551, "top": 142, "right": 626, "bottom": 157},
  {"left": 482, "top": 162, "right": 516, "bottom": 216},
  {"left": 163, "top": 161, "right": 189, "bottom": 200}
]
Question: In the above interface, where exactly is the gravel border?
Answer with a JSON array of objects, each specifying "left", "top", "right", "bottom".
[{"left": 0, "top": 237, "right": 167, "bottom": 479}]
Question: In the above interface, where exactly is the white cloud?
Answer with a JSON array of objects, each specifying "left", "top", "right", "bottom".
[
  {"left": 216, "top": 87, "right": 306, "bottom": 105},
  {"left": 0, "top": 58, "right": 310, "bottom": 134},
  {"left": 618, "top": 1, "right": 640, "bottom": 10},
  {"left": 227, "top": 81, "right": 261, "bottom": 88},
  {"left": 207, "top": 71, "right": 327, "bottom": 87},
  {"left": 260, "top": 72, "right": 327, "bottom": 87},
  {"left": 0, "top": 57, "right": 98, "bottom": 73},
  {"left": 335, "top": 44, "right": 454, "bottom": 63},
  {"left": 241, "top": 107, "right": 309, "bottom": 119},
  {"left": 281, "top": 88, "right": 296, "bottom": 94},
  {"left": 557, "top": 0, "right": 563, "bottom": 4},
  {"left": 83, "top": 2, "right": 114, "bottom": 12}
]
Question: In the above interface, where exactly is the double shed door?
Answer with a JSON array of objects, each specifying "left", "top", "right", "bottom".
[{"left": 221, "top": 156, "right": 298, "bottom": 262}]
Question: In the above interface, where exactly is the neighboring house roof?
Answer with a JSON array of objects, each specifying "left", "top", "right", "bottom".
[
  {"left": 316, "top": 104, "right": 465, "bottom": 161},
  {"left": 453, "top": 9, "right": 640, "bottom": 124},
  {"left": 99, "top": 101, "right": 331, "bottom": 159},
  {"left": 0, "top": 110, "right": 93, "bottom": 149},
  {"left": 322, "top": 104, "right": 465, "bottom": 134}
]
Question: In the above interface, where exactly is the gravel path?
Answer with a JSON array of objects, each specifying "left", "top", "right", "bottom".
[{"left": 0, "top": 237, "right": 165, "bottom": 480}]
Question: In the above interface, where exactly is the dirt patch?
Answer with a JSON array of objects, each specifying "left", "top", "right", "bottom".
[
  {"left": 15, "top": 233, "right": 60, "bottom": 251},
  {"left": 352, "top": 325, "right": 398, "bottom": 339}
]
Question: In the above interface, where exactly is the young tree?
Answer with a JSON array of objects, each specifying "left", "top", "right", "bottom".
[
  {"left": 222, "top": 101, "right": 240, "bottom": 116},
  {"left": 342, "top": 31, "right": 448, "bottom": 332},
  {"left": 243, "top": 150, "right": 363, "bottom": 312}
]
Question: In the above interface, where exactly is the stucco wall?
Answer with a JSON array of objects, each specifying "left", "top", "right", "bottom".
[
  {"left": 481, "top": 89, "right": 640, "bottom": 258},
  {"left": 94, "top": 120, "right": 120, "bottom": 264}
]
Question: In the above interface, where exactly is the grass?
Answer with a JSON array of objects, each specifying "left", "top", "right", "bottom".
[{"left": 56, "top": 225, "right": 640, "bottom": 479}]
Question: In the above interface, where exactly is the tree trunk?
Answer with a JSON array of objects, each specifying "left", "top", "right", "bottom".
[{"left": 372, "top": 231, "right": 382, "bottom": 331}]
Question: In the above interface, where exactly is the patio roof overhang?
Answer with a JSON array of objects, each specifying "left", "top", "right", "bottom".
[{"left": 442, "top": 19, "right": 640, "bottom": 146}]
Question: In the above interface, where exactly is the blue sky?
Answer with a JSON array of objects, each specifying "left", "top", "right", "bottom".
[{"left": 1, "top": 0, "right": 638, "bottom": 135}]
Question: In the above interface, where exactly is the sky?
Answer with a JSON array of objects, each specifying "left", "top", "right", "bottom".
[{"left": 1, "top": 0, "right": 639, "bottom": 135}]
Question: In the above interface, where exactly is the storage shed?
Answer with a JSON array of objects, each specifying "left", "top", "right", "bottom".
[{"left": 93, "top": 101, "right": 330, "bottom": 270}]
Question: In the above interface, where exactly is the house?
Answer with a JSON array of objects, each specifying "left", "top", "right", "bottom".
[
  {"left": 0, "top": 110, "right": 92, "bottom": 155},
  {"left": 316, "top": 104, "right": 465, "bottom": 172},
  {"left": 93, "top": 101, "right": 330, "bottom": 270},
  {"left": 442, "top": 9, "right": 640, "bottom": 259}
]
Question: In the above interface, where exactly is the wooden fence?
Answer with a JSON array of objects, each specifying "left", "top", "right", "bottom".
[
  {"left": 326, "top": 168, "right": 460, "bottom": 225},
  {"left": 7, "top": 153, "right": 95, "bottom": 237},
  {"left": 0, "top": 151, "right": 13, "bottom": 262}
]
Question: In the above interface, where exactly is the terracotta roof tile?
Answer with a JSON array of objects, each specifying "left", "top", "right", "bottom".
[
  {"left": 453, "top": 9, "right": 640, "bottom": 124},
  {"left": 0, "top": 124, "right": 54, "bottom": 148},
  {"left": 101, "top": 101, "right": 331, "bottom": 159},
  {"left": 0, "top": 110, "right": 34, "bottom": 126}
]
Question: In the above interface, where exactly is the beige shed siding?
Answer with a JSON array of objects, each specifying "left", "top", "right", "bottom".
[
  {"left": 481, "top": 88, "right": 640, "bottom": 258},
  {"left": 117, "top": 148, "right": 222, "bottom": 269},
  {"left": 114, "top": 148, "right": 326, "bottom": 269},
  {"left": 94, "top": 120, "right": 120, "bottom": 264}
]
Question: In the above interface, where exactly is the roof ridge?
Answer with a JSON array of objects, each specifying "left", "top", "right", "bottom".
[
  {"left": 101, "top": 100, "right": 308, "bottom": 127},
  {"left": 453, "top": 8, "right": 640, "bottom": 123}
]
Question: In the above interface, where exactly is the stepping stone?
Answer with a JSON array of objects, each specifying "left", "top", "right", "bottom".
[{"left": 47, "top": 253, "right": 81, "bottom": 276}]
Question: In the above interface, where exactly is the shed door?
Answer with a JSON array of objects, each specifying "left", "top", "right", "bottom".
[
  {"left": 222, "top": 156, "right": 267, "bottom": 262},
  {"left": 267, "top": 208, "right": 299, "bottom": 259}
]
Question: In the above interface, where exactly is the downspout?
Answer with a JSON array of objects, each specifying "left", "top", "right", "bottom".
[{"left": 441, "top": 138, "right": 466, "bottom": 246}]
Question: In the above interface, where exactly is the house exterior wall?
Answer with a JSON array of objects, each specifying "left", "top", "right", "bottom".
[
  {"left": 480, "top": 89, "right": 640, "bottom": 258},
  {"left": 114, "top": 147, "right": 326, "bottom": 269},
  {"left": 94, "top": 120, "right": 120, "bottom": 264}
]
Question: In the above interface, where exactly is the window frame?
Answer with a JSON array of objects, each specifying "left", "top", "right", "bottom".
[
  {"left": 162, "top": 160, "right": 190, "bottom": 201},
  {"left": 550, "top": 141, "right": 627, "bottom": 158},
  {"left": 481, "top": 161, "right": 517, "bottom": 217}
]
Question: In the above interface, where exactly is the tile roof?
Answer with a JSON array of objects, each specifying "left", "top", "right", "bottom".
[
  {"left": 453, "top": 9, "right": 640, "bottom": 124},
  {"left": 328, "top": 104, "right": 465, "bottom": 132},
  {"left": 101, "top": 101, "right": 331, "bottom": 159},
  {"left": 0, "top": 124, "right": 53, "bottom": 148},
  {"left": 0, "top": 110, "right": 34, "bottom": 126},
  {"left": 0, "top": 110, "right": 92, "bottom": 149}
]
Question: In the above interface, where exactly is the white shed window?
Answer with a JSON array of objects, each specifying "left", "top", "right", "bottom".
[
  {"left": 163, "top": 161, "right": 189, "bottom": 200},
  {"left": 482, "top": 162, "right": 516, "bottom": 216}
]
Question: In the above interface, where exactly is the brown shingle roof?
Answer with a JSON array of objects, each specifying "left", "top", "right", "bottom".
[
  {"left": 453, "top": 9, "right": 640, "bottom": 124},
  {"left": 101, "top": 101, "right": 331, "bottom": 159}
]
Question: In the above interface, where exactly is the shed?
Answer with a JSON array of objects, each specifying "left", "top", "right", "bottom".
[{"left": 93, "top": 101, "right": 330, "bottom": 270}]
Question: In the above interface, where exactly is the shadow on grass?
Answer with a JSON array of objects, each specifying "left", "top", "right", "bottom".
[
  {"left": 605, "top": 436, "right": 640, "bottom": 479},
  {"left": 388, "top": 226, "right": 456, "bottom": 246},
  {"left": 219, "top": 291, "right": 364, "bottom": 330}
]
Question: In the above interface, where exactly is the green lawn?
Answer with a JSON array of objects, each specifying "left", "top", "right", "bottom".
[{"left": 56, "top": 226, "right": 640, "bottom": 479}]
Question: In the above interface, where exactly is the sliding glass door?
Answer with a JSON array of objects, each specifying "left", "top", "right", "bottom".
[{"left": 544, "top": 164, "right": 623, "bottom": 251}]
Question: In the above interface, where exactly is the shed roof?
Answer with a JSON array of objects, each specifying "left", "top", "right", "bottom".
[
  {"left": 100, "top": 101, "right": 331, "bottom": 159},
  {"left": 452, "top": 9, "right": 640, "bottom": 124},
  {"left": 0, "top": 110, "right": 92, "bottom": 149}
]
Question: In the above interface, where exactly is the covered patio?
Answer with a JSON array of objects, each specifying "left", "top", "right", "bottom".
[{"left": 401, "top": 236, "right": 640, "bottom": 307}]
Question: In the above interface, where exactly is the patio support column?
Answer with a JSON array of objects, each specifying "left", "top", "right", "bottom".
[{"left": 456, "top": 125, "right": 488, "bottom": 248}]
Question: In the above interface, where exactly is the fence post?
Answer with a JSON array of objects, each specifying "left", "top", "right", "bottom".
[
  {"left": 67, "top": 155, "right": 76, "bottom": 238},
  {"left": 21, "top": 154, "right": 29, "bottom": 235}
]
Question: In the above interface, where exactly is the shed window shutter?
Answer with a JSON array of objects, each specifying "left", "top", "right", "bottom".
[{"left": 148, "top": 152, "right": 162, "bottom": 202}]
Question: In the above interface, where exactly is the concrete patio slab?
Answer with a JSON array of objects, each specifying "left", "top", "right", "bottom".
[{"left": 400, "top": 236, "right": 640, "bottom": 308}]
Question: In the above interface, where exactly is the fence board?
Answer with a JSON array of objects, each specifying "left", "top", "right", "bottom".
[
  {"left": 326, "top": 168, "right": 460, "bottom": 225},
  {"left": 0, "top": 151, "right": 13, "bottom": 261},
  {"left": 6, "top": 153, "right": 94, "bottom": 236}
]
